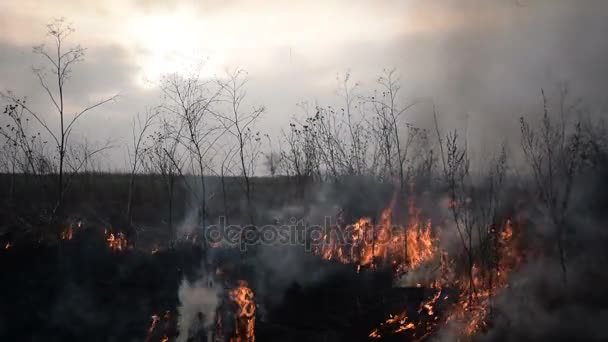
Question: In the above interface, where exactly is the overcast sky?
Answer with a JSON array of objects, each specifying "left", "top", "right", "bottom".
[{"left": 1, "top": 0, "right": 607, "bottom": 171}]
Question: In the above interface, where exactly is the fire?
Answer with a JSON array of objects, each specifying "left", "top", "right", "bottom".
[
  {"left": 316, "top": 196, "right": 437, "bottom": 274},
  {"left": 369, "top": 311, "right": 416, "bottom": 339},
  {"left": 105, "top": 230, "right": 128, "bottom": 252},
  {"left": 61, "top": 226, "right": 73, "bottom": 240},
  {"left": 145, "top": 310, "right": 172, "bottom": 342},
  {"left": 229, "top": 280, "right": 256, "bottom": 342},
  {"left": 368, "top": 218, "right": 524, "bottom": 340},
  {"left": 145, "top": 314, "right": 160, "bottom": 342},
  {"left": 369, "top": 287, "right": 444, "bottom": 340},
  {"left": 61, "top": 222, "right": 83, "bottom": 240},
  {"left": 60, "top": 221, "right": 82, "bottom": 240},
  {"left": 500, "top": 220, "right": 513, "bottom": 242},
  {"left": 442, "top": 219, "right": 522, "bottom": 337},
  {"left": 4, "top": 241, "right": 11, "bottom": 250}
]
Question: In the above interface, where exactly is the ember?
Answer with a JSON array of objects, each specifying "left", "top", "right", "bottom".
[
  {"left": 61, "top": 226, "right": 73, "bottom": 240},
  {"left": 105, "top": 230, "right": 128, "bottom": 252},
  {"left": 145, "top": 314, "right": 160, "bottom": 342}
]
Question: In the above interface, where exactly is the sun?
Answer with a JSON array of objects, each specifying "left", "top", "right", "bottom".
[{"left": 126, "top": 11, "right": 226, "bottom": 88}]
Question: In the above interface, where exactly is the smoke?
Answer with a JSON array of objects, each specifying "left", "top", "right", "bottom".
[
  {"left": 175, "top": 206, "right": 199, "bottom": 238},
  {"left": 176, "top": 277, "right": 220, "bottom": 342},
  {"left": 174, "top": 118, "right": 608, "bottom": 340},
  {"left": 221, "top": 179, "right": 390, "bottom": 308},
  {"left": 477, "top": 180, "right": 608, "bottom": 341},
  {"left": 396, "top": 260, "right": 441, "bottom": 287},
  {"left": 477, "top": 251, "right": 608, "bottom": 341}
]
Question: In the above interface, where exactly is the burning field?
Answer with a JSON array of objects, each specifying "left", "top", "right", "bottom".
[
  {"left": 2, "top": 169, "right": 608, "bottom": 342},
  {"left": 1, "top": 158, "right": 605, "bottom": 338},
  {"left": 2, "top": 5, "right": 608, "bottom": 339},
  {"left": 313, "top": 194, "right": 524, "bottom": 341},
  {"left": 0, "top": 185, "right": 588, "bottom": 342}
]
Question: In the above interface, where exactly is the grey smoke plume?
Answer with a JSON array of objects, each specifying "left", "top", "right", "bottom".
[{"left": 176, "top": 277, "right": 220, "bottom": 342}]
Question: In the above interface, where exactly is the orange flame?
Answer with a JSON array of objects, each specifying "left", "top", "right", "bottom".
[
  {"left": 369, "top": 287, "right": 444, "bottom": 340},
  {"left": 317, "top": 197, "right": 437, "bottom": 274},
  {"left": 230, "top": 280, "right": 256, "bottom": 342},
  {"left": 105, "top": 230, "right": 128, "bottom": 252},
  {"left": 61, "top": 226, "right": 74, "bottom": 240},
  {"left": 145, "top": 314, "right": 160, "bottom": 342},
  {"left": 366, "top": 215, "right": 524, "bottom": 340},
  {"left": 448, "top": 219, "right": 521, "bottom": 336}
]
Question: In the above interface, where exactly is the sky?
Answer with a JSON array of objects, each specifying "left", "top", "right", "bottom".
[{"left": 1, "top": 0, "right": 607, "bottom": 171}]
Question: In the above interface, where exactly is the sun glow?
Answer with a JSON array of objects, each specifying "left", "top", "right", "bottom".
[
  {"left": 126, "top": 10, "right": 226, "bottom": 87},
  {"left": 122, "top": 2, "right": 412, "bottom": 88}
]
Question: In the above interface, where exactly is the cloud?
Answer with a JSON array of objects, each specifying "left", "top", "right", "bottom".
[
  {"left": 0, "top": 39, "right": 160, "bottom": 169},
  {"left": 1, "top": 0, "right": 608, "bottom": 170}
]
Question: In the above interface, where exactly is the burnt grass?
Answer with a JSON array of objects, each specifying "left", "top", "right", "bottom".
[
  {"left": 0, "top": 173, "right": 442, "bottom": 341},
  {"left": 0, "top": 227, "right": 451, "bottom": 342},
  {"left": 2, "top": 166, "right": 607, "bottom": 341},
  {"left": 0, "top": 230, "right": 196, "bottom": 341}
]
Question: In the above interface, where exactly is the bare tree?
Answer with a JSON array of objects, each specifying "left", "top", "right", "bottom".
[
  {"left": 476, "top": 145, "right": 508, "bottom": 300},
  {"left": 63, "top": 139, "right": 112, "bottom": 175},
  {"left": 433, "top": 105, "right": 478, "bottom": 303},
  {"left": 126, "top": 109, "right": 158, "bottom": 229},
  {"left": 520, "top": 87, "right": 583, "bottom": 282},
  {"left": 216, "top": 69, "right": 265, "bottom": 223},
  {"left": 579, "top": 114, "right": 608, "bottom": 168},
  {"left": 160, "top": 70, "right": 223, "bottom": 228},
  {"left": 143, "top": 118, "right": 185, "bottom": 235},
  {"left": 219, "top": 143, "right": 239, "bottom": 221},
  {"left": 306, "top": 104, "right": 352, "bottom": 180},
  {"left": 336, "top": 72, "right": 372, "bottom": 176},
  {"left": 1, "top": 101, "right": 55, "bottom": 211},
  {"left": 368, "top": 68, "right": 419, "bottom": 190},
  {"left": 0, "top": 102, "right": 50, "bottom": 176},
  {"left": 0, "top": 18, "right": 117, "bottom": 217},
  {"left": 280, "top": 119, "right": 319, "bottom": 198}
]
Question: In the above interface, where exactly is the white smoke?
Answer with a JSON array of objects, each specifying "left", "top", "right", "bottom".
[{"left": 176, "top": 277, "right": 220, "bottom": 342}]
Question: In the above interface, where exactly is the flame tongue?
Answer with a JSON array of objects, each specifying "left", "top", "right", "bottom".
[
  {"left": 145, "top": 310, "right": 172, "bottom": 342},
  {"left": 369, "top": 287, "right": 444, "bottom": 340},
  {"left": 317, "top": 198, "right": 437, "bottom": 274},
  {"left": 145, "top": 314, "right": 160, "bottom": 342},
  {"left": 443, "top": 219, "right": 522, "bottom": 337},
  {"left": 229, "top": 280, "right": 256, "bottom": 342},
  {"left": 370, "top": 219, "right": 523, "bottom": 339},
  {"left": 315, "top": 195, "right": 524, "bottom": 340}
]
